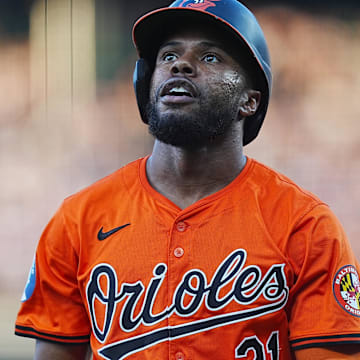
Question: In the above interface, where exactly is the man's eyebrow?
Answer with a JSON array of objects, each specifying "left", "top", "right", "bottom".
[{"left": 159, "top": 40, "right": 182, "bottom": 50}]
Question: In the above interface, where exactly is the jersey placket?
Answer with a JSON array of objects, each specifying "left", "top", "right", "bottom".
[{"left": 167, "top": 214, "right": 193, "bottom": 360}]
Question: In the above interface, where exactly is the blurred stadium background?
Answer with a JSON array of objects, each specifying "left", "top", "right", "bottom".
[{"left": 0, "top": 0, "right": 359, "bottom": 358}]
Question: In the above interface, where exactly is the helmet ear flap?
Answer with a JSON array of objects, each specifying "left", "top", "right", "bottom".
[{"left": 133, "top": 58, "right": 152, "bottom": 124}]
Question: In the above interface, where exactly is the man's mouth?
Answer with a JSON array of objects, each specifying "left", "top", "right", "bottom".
[
  {"left": 159, "top": 79, "right": 199, "bottom": 104},
  {"left": 168, "top": 86, "right": 193, "bottom": 97}
]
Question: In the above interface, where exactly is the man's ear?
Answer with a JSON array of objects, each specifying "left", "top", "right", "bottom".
[{"left": 239, "top": 90, "right": 261, "bottom": 117}]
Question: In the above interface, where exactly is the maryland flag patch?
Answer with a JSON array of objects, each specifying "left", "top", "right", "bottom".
[{"left": 333, "top": 265, "right": 360, "bottom": 317}]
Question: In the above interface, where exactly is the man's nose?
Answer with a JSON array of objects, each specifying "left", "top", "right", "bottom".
[{"left": 171, "top": 57, "right": 196, "bottom": 76}]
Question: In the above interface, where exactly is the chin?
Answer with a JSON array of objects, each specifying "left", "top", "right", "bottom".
[
  {"left": 149, "top": 119, "right": 208, "bottom": 148},
  {"left": 146, "top": 102, "right": 234, "bottom": 148}
]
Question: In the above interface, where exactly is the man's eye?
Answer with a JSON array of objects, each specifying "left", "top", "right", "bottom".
[
  {"left": 162, "top": 53, "right": 177, "bottom": 62},
  {"left": 203, "top": 54, "right": 219, "bottom": 63}
]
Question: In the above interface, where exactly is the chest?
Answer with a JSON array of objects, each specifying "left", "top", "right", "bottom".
[{"left": 76, "top": 207, "right": 294, "bottom": 359}]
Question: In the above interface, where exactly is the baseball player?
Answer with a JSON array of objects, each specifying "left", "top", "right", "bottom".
[{"left": 15, "top": 0, "right": 360, "bottom": 359}]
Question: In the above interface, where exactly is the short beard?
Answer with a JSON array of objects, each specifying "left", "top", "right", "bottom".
[{"left": 146, "top": 99, "right": 238, "bottom": 149}]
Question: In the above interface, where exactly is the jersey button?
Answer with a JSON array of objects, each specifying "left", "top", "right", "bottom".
[
  {"left": 175, "top": 352, "right": 185, "bottom": 360},
  {"left": 174, "top": 247, "right": 184, "bottom": 258},
  {"left": 176, "top": 221, "right": 187, "bottom": 232}
]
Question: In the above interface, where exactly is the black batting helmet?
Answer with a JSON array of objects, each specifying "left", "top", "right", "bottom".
[{"left": 132, "top": 0, "right": 272, "bottom": 146}]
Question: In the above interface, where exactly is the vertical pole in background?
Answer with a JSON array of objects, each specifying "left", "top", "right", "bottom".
[
  {"left": 44, "top": 0, "right": 48, "bottom": 123},
  {"left": 30, "top": 0, "right": 96, "bottom": 148},
  {"left": 70, "top": 0, "right": 74, "bottom": 121},
  {"left": 71, "top": 0, "right": 96, "bottom": 113}
]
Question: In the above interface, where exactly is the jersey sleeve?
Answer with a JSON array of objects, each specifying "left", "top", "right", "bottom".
[
  {"left": 286, "top": 204, "right": 360, "bottom": 350},
  {"left": 15, "top": 202, "right": 91, "bottom": 344}
]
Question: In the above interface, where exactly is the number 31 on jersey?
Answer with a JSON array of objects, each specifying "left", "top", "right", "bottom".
[{"left": 236, "top": 332, "right": 279, "bottom": 360}]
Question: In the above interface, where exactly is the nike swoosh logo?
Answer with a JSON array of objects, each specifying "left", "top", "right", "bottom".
[{"left": 97, "top": 224, "right": 130, "bottom": 241}]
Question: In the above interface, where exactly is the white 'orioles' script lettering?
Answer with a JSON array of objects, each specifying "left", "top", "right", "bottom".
[{"left": 86, "top": 249, "right": 288, "bottom": 360}]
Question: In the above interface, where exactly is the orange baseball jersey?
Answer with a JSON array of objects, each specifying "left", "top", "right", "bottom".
[{"left": 15, "top": 157, "right": 360, "bottom": 359}]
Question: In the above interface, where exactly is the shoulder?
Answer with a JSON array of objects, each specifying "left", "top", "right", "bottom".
[
  {"left": 64, "top": 158, "right": 142, "bottom": 206},
  {"left": 243, "top": 158, "right": 346, "bottom": 262},
  {"left": 249, "top": 158, "right": 322, "bottom": 202},
  {"left": 247, "top": 158, "right": 326, "bottom": 222},
  {"left": 40, "top": 158, "right": 146, "bottom": 252},
  {"left": 57, "top": 158, "right": 144, "bottom": 223},
  {"left": 247, "top": 160, "right": 351, "bottom": 274}
]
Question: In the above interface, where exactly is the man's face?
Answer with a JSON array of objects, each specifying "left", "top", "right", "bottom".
[{"left": 146, "top": 27, "right": 250, "bottom": 148}]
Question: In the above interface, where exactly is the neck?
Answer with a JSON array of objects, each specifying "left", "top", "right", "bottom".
[{"left": 146, "top": 129, "right": 246, "bottom": 209}]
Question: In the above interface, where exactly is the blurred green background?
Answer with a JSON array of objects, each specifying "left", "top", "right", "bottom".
[{"left": 1, "top": 0, "right": 360, "bottom": 359}]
